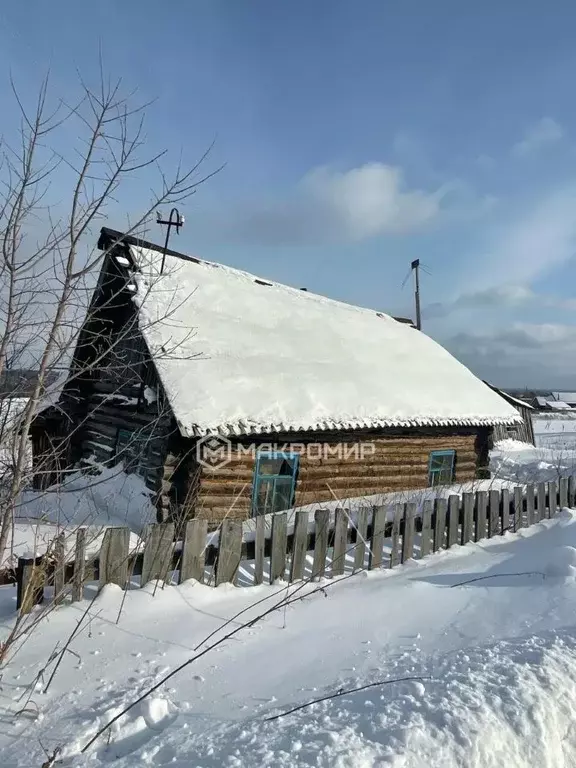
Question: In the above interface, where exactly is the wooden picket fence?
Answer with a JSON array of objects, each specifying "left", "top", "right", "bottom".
[{"left": 16, "top": 476, "right": 576, "bottom": 613}]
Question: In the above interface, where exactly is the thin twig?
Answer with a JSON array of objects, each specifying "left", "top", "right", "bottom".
[
  {"left": 450, "top": 571, "right": 546, "bottom": 588},
  {"left": 265, "top": 675, "right": 432, "bottom": 722}
]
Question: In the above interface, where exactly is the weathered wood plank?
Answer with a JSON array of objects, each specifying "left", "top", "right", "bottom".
[
  {"left": 311, "top": 509, "right": 330, "bottom": 580},
  {"left": 420, "top": 500, "right": 433, "bottom": 557},
  {"left": 537, "top": 482, "right": 547, "bottom": 522},
  {"left": 332, "top": 508, "right": 349, "bottom": 576},
  {"left": 475, "top": 491, "right": 488, "bottom": 541},
  {"left": 525, "top": 483, "right": 535, "bottom": 527},
  {"left": 270, "top": 513, "right": 288, "bottom": 584},
  {"left": 254, "top": 515, "right": 265, "bottom": 586},
  {"left": 180, "top": 519, "right": 207, "bottom": 584},
  {"left": 141, "top": 523, "right": 175, "bottom": 586},
  {"left": 99, "top": 527, "right": 130, "bottom": 589},
  {"left": 390, "top": 504, "right": 403, "bottom": 568},
  {"left": 53, "top": 533, "right": 66, "bottom": 605},
  {"left": 501, "top": 488, "right": 510, "bottom": 534},
  {"left": 461, "top": 493, "right": 474, "bottom": 545},
  {"left": 354, "top": 507, "right": 369, "bottom": 571},
  {"left": 559, "top": 477, "right": 569, "bottom": 509},
  {"left": 17, "top": 557, "right": 44, "bottom": 614},
  {"left": 369, "top": 505, "right": 387, "bottom": 569},
  {"left": 433, "top": 498, "right": 447, "bottom": 551},
  {"left": 215, "top": 520, "right": 242, "bottom": 586},
  {"left": 402, "top": 503, "right": 416, "bottom": 562},
  {"left": 513, "top": 486, "right": 523, "bottom": 531},
  {"left": 72, "top": 528, "right": 86, "bottom": 602},
  {"left": 290, "top": 510, "right": 309, "bottom": 582},
  {"left": 569, "top": 475, "right": 576, "bottom": 507},
  {"left": 548, "top": 480, "right": 558, "bottom": 518},
  {"left": 489, "top": 490, "right": 500, "bottom": 538},
  {"left": 447, "top": 495, "right": 460, "bottom": 548}
]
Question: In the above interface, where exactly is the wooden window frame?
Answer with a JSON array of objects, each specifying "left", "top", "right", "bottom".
[
  {"left": 251, "top": 451, "right": 300, "bottom": 518},
  {"left": 428, "top": 449, "right": 456, "bottom": 487}
]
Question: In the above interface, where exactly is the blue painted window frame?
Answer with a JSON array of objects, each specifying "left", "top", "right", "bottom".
[
  {"left": 428, "top": 449, "right": 456, "bottom": 486},
  {"left": 251, "top": 451, "right": 300, "bottom": 517}
]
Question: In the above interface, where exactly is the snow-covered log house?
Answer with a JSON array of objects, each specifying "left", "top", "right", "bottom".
[{"left": 32, "top": 228, "right": 521, "bottom": 523}]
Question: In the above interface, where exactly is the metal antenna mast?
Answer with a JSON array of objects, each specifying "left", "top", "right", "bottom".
[
  {"left": 157, "top": 208, "right": 185, "bottom": 274},
  {"left": 411, "top": 258, "right": 422, "bottom": 330}
]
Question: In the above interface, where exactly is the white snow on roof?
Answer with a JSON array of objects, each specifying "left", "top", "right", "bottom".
[
  {"left": 549, "top": 400, "right": 573, "bottom": 410},
  {"left": 128, "top": 245, "right": 521, "bottom": 437},
  {"left": 552, "top": 392, "right": 576, "bottom": 404}
]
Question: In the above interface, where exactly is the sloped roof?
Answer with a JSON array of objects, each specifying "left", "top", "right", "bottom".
[{"left": 101, "top": 231, "right": 521, "bottom": 437}]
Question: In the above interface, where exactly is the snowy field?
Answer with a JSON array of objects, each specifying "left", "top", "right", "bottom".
[
  {"left": 1, "top": 443, "right": 576, "bottom": 765},
  {"left": 533, "top": 412, "right": 576, "bottom": 451}
]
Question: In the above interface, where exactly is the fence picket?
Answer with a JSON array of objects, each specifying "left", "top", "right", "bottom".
[
  {"left": 53, "top": 534, "right": 66, "bottom": 605},
  {"left": 180, "top": 519, "right": 207, "bottom": 584},
  {"left": 331, "top": 508, "right": 349, "bottom": 576},
  {"left": 559, "top": 477, "right": 569, "bottom": 509},
  {"left": 548, "top": 480, "right": 558, "bottom": 518},
  {"left": 215, "top": 520, "right": 242, "bottom": 586},
  {"left": 270, "top": 513, "right": 288, "bottom": 584},
  {"left": 369, "top": 506, "right": 387, "bottom": 569},
  {"left": 99, "top": 527, "right": 130, "bottom": 589},
  {"left": 290, "top": 510, "right": 309, "bottom": 582},
  {"left": 354, "top": 507, "right": 369, "bottom": 571},
  {"left": 501, "top": 488, "right": 510, "bottom": 534},
  {"left": 402, "top": 503, "right": 416, "bottom": 562},
  {"left": 489, "top": 490, "right": 500, "bottom": 537},
  {"left": 141, "top": 523, "right": 175, "bottom": 587},
  {"left": 525, "top": 483, "right": 535, "bottom": 526},
  {"left": 475, "top": 491, "right": 488, "bottom": 541},
  {"left": 569, "top": 476, "right": 576, "bottom": 507},
  {"left": 420, "top": 500, "right": 433, "bottom": 557},
  {"left": 72, "top": 528, "right": 86, "bottom": 602},
  {"left": 311, "top": 509, "right": 330, "bottom": 580},
  {"left": 390, "top": 504, "right": 403, "bottom": 567},
  {"left": 447, "top": 495, "right": 460, "bottom": 547},
  {"left": 461, "top": 493, "right": 474, "bottom": 545},
  {"left": 433, "top": 498, "right": 447, "bottom": 551},
  {"left": 537, "top": 482, "right": 547, "bottom": 522},
  {"left": 254, "top": 515, "right": 266, "bottom": 585},
  {"left": 513, "top": 486, "right": 523, "bottom": 531}
]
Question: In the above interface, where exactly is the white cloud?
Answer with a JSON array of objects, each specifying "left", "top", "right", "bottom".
[
  {"left": 303, "top": 164, "right": 440, "bottom": 239},
  {"left": 445, "top": 322, "right": 576, "bottom": 388},
  {"left": 462, "top": 183, "right": 576, "bottom": 290},
  {"left": 425, "top": 284, "right": 576, "bottom": 319},
  {"left": 227, "top": 163, "right": 443, "bottom": 246},
  {"left": 512, "top": 117, "right": 564, "bottom": 157}
]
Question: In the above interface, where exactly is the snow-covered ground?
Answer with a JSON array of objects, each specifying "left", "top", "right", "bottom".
[
  {"left": 533, "top": 412, "right": 576, "bottom": 450},
  {"left": 1, "top": 466, "right": 156, "bottom": 570},
  {"left": 1, "top": 442, "right": 576, "bottom": 765},
  {"left": 1, "top": 508, "right": 576, "bottom": 766}
]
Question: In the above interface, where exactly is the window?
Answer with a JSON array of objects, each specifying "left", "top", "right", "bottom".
[
  {"left": 251, "top": 452, "right": 299, "bottom": 517},
  {"left": 428, "top": 450, "right": 456, "bottom": 486},
  {"left": 115, "top": 428, "right": 150, "bottom": 479}
]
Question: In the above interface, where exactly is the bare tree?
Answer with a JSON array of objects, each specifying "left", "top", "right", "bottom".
[{"left": 0, "top": 67, "right": 220, "bottom": 567}]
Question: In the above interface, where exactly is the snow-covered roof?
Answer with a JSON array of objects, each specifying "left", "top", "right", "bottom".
[
  {"left": 552, "top": 392, "right": 576, "bottom": 404},
  {"left": 119, "top": 241, "right": 521, "bottom": 437},
  {"left": 549, "top": 400, "right": 573, "bottom": 411}
]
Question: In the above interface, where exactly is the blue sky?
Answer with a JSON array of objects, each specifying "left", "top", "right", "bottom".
[{"left": 2, "top": 1, "right": 576, "bottom": 388}]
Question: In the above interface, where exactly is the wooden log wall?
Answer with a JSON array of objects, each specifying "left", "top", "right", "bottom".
[
  {"left": 493, "top": 405, "right": 535, "bottom": 445},
  {"left": 193, "top": 428, "right": 484, "bottom": 523},
  {"left": 16, "top": 476, "right": 576, "bottom": 613}
]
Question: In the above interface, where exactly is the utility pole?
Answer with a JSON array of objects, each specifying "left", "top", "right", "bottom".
[
  {"left": 157, "top": 208, "right": 185, "bottom": 274},
  {"left": 411, "top": 258, "right": 422, "bottom": 330}
]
